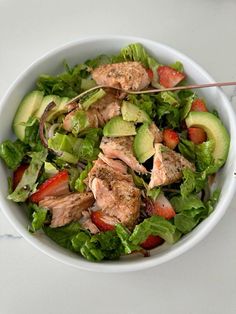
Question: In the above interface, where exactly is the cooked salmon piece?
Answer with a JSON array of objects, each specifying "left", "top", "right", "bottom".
[
  {"left": 149, "top": 143, "right": 195, "bottom": 188},
  {"left": 100, "top": 136, "right": 147, "bottom": 174},
  {"left": 92, "top": 61, "right": 150, "bottom": 91},
  {"left": 98, "top": 152, "right": 127, "bottom": 174},
  {"left": 39, "top": 192, "right": 95, "bottom": 228},
  {"left": 149, "top": 122, "right": 163, "bottom": 143},
  {"left": 88, "top": 159, "right": 141, "bottom": 229},
  {"left": 80, "top": 210, "right": 100, "bottom": 234},
  {"left": 63, "top": 92, "right": 121, "bottom": 131}
]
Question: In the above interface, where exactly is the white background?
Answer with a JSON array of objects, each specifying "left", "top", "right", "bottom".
[{"left": 1, "top": 1, "right": 236, "bottom": 313}]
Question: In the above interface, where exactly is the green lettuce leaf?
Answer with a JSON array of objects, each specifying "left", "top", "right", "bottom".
[
  {"left": 75, "top": 128, "right": 102, "bottom": 162},
  {"left": 85, "top": 54, "right": 112, "bottom": 69},
  {"left": 43, "top": 222, "right": 84, "bottom": 250},
  {"left": 112, "top": 43, "right": 159, "bottom": 69},
  {"left": 116, "top": 224, "right": 140, "bottom": 254},
  {"left": 8, "top": 149, "right": 47, "bottom": 202},
  {"left": 205, "top": 189, "right": 220, "bottom": 215},
  {"left": 195, "top": 140, "right": 215, "bottom": 171},
  {"left": 178, "top": 138, "right": 195, "bottom": 162},
  {"left": 37, "top": 63, "right": 91, "bottom": 98},
  {"left": 80, "top": 88, "right": 106, "bottom": 110},
  {"left": 155, "top": 103, "right": 180, "bottom": 129},
  {"left": 171, "top": 194, "right": 207, "bottom": 234},
  {"left": 129, "top": 216, "right": 181, "bottom": 245},
  {"left": 170, "top": 194, "right": 204, "bottom": 212},
  {"left": 71, "top": 110, "right": 90, "bottom": 135},
  {"left": 23, "top": 117, "right": 43, "bottom": 151},
  {"left": 147, "top": 187, "right": 162, "bottom": 201},
  {"left": 28, "top": 203, "right": 48, "bottom": 232},
  {"left": 74, "top": 162, "right": 93, "bottom": 192},
  {"left": 156, "top": 91, "right": 179, "bottom": 106},
  {"left": 0, "top": 139, "right": 27, "bottom": 170},
  {"left": 170, "top": 61, "right": 184, "bottom": 72},
  {"left": 79, "top": 230, "right": 123, "bottom": 261}
]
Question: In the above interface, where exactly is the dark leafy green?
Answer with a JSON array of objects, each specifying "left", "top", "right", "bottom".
[{"left": 37, "top": 63, "right": 91, "bottom": 98}]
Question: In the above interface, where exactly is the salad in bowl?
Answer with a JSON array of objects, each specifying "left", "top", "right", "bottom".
[{"left": 0, "top": 41, "right": 231, "bottom": 264}]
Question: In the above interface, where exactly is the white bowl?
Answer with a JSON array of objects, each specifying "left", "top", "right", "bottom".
[{"left": 1, "top": 36, "right": 236, "bottom": 272}]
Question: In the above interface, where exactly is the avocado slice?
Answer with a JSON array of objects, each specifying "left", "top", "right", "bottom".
[
  {"left": 103, "top": 116, "right": 136, "bottom": 137},
  {"left": 13, "top": 90, "right": 44, "bottom": 141},
  {"left": 185, "top": 111, "right": 230, "bottom": 167},
  {"left": 133, "top": 123, "right": 155, "bottom": 163},
  {"left": 35, "top": 95, "right": 61, "bottom": 118},
  {"left": 121, "top": 101, "right": 151, "bottom": 123}
]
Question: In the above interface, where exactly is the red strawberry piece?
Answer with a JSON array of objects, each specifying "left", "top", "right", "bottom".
[
  {"left": 157, "top": 66, "right": 185, "bottom": 88},
  {"left": 146, "top": 193, "right": 176, "bottom": 220},
  {"left": 13, "top": 164, "right": 29, "bottom": 190},
  {"left": 146, "top": 68, "right": 154, "bottom": 80},
  {"left": 163, "top": 129, "right": 179, "bottom": 150},
  {"left": 91, "top": 210, "right": 115, "bottom": 232},
  {"left": 188, "top": 127, "right": 207, "bottom": 144},
  {"left": 141, "top": 235, "right": 164, "bottom": 250},
  {"left": 30, "top": 170, "right": 69, "bottom": 203},
  {"left": 191, "top": 99, "right": 208, "bottom": 112}
]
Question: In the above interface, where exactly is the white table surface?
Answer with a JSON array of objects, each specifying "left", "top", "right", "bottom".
[{"left": 1, "top": 1, "right": 236, "bottom": 313}]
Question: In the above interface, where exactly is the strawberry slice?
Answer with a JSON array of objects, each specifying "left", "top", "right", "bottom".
[
  {"left": 13, "top": 164, "right": 29, "bottom": 190},
  {"left": 147, "top": 193, "right": 176, "bottom": 220},
  {"left": 146, "top": 68, "right": 153, "bottom": 80},
  {"left": 157, "top": 66, "right": 185, "bottom": 88},
  {"left": 163, "top": 129, "right": 179, "bottom": 149},
  {"left": 30, "top": 170, "right": 69, "bottom": 203},
  {"left": 91, "top": 210, "right": 115, "bottom": 232},
  {"left": 188, "top": 127, "right": 207, "bottom": 144},
  {"left": 191, "top": 99, "right": 208, "bottom": 112},
  {"left": 141, "top": 235, "right": 164, "bottom": 250}
]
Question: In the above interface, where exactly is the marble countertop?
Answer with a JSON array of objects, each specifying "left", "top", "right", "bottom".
[{"left": 1, "top": 1, "right": 236, "bottom": 313}]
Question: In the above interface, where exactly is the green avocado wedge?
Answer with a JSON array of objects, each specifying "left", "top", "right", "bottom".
[
  {"left": 185, "top": 111, "right": 230, "bottom": 167},
  {"left": 133, "top": 123, "right": 155, "bottom": 163},
  {"left": 103, "top": 116, "right": 136, "bottom": 137},
  {"left": 13, "top": 91, "right": 44, "bottom": 141}
]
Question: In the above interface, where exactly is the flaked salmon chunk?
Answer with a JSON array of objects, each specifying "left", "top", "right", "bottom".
[
  {"left": 149, "top": 143, "right": 195, "bottom": 188},
  {"left": 39, "top": 192, "right": 95, "bottom": 228},
  {"left": 100, "top": 136, "right": 147, "bottom": 174},
  {"left": 63, "top": 92, "right": 121, "bottom": 131},
  {"left": 92, "top": 61, "right": 150, "bottom": 91},
  {"left": 149, "top": 122, "right": 163, "bottom": 143},
  {"left": 88, "top": 159, "right": 141, "bottom": 229}
]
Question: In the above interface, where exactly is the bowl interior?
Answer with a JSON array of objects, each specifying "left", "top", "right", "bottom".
[{"left": 0, "top": 36, "right": 236, "bottom": 272}]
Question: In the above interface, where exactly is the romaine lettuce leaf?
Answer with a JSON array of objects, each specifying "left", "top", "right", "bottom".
[
  {"left": 195, "top": 140, "right": 215, "bottom": 171},
  {"left": 171, "top": 194, "right": 208, "bottom": 234},
  {"left": 205, "top": 189, "right": 220, "bottom": 215},
  {"left": 28, "top": 203, "right": 48, "bottom": 232},
  {"left": 112, "top": 43, "right": 159, "bottom": 69},
  {"left": 23, "top": 117, "right": 43, "bottom": 151},
  {"left": 37, "top": 63, "right": 91, "bottom": 98},
  {"left": 8, "top": 149, "right": 47, "bottom": 202},
  {"left": 0, "top": 139, "right": 27, "bottom": 170},
  {"left": 80, "top": 88, "right": 106, "bottom": 110},
  {"left": 85, "top": 54, "right": 112, "bottom": 69},
  {"left": 129, "top": 216, "right": 181, "bottom": 245},
  {"left": 170, "top": 61, "right": 184, "bottom": 72},
  {"left": 116, "top": 224, "right": 140, "bottom": 254},
  {"left": 74, "top": 162, "right": 93, "bottom": 192},
  {"left": 155, "top": 103, "right": 180, "bottom": 129}
]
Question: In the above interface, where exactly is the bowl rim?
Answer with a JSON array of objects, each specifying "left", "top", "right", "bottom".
[{"left": 1, "top": 35, "right": 236, "bottom": 272}]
